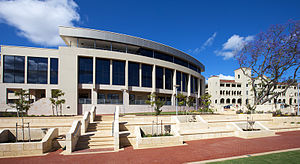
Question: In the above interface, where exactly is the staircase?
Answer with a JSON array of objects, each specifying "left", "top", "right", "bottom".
[{"left": 75, "top": 115, "right": 115, "bottom": 152}]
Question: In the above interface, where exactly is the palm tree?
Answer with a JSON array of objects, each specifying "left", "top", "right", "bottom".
[{"left": 49, "top": 89, "right": 65, "bottom": 116}]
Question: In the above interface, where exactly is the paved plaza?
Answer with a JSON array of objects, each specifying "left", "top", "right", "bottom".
[{"left": 1, "top": 130, "right": 300, "bottom": 164}]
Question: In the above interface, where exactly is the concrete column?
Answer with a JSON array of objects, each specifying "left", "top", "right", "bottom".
[
  {"left": 163, "top": 68, "right": 165, "bottom": 89},
  {"left": 125, "top": 60, "right": 128, "bottom": 89},
  {"left": 93, "top": 56, "right": 96, "bottom": 89},
  {"left": 92, "top": 89, "right": 97, "bottom": 105},
  {"left": 139, "top": 63, "right": 142, "bottom": 87},
  {"left": 25, "top": 56, "right": 28, "bottom": 84},
  {"left": 152, "top": 64, "right": 156, "bottom": 93},
  {"left": 198, "top": 78, "right": 201, "bottom": 98},
  {"left": 46, "top": 88, "right": 51, "bottom": 98},
  {"left": 47, "top": 58, "right": 50, "bottom": 84},
  {"left": 110, "top": 60, "right": 113, "bottom": 85},
  {"left": 188, "top": 74, "right": 191, "bottom": 97},
  {"left": 122, "top": 90, "right": 129, "bottom": 113},
  {"left": 172, "top": 70, "right": 177, "bottom": 106}
]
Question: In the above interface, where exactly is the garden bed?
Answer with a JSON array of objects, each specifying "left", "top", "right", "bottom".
[{"left": 134, "top": 125, "right": 183, "bottom": 149}]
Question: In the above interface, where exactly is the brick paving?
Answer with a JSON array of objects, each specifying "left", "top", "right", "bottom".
[{"left": 1, "top": 131, "right": 300, "bottom": 164}]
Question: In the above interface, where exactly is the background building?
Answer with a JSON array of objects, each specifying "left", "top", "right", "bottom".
[
  {"left": 0, "top": 26, "right": 205, "bottom": 115},
  {"left": 207, "top": 68, "right": 298, "bottom": 113}
]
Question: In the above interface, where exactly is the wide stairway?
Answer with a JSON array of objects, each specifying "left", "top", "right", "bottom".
[{"left": 75, "top": 115, "right": 115, "bottom": 152}]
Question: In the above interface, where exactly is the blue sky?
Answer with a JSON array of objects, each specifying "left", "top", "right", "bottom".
[{"left": 0, "top": 0, "right": 299, "bottom": 81}]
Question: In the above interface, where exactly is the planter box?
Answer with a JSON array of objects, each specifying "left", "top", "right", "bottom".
[
  {"left": 232, "top": 122, "right": 275, "bottom": 139},
  {"left": 134, "top": 125, "right": 183, "bottom": 149}
]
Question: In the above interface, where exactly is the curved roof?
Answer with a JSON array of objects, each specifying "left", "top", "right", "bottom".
[{"left": 59, "top": 26, "right": 205, "bottom": 72}]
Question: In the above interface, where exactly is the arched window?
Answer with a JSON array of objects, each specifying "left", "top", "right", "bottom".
[
  {"left": 246, "top": 99, "right": 249, "bottom": 105},
  {"left": 226, "top": 98, "right": 230, "bottom": 104},
  {"left": 220, "top": 98, "right": 224, "bottom": 104},
  {"left": 215, "top": 99, "right": 217, "bottom": 104},
  {"left": 278, "top": 99, "right": 281, "bottom": 103},
  {"left": 232, "top": 98, "right": 236, "bottom": 104},
  {"left": 238, "top": 98, "right": 242, "bottom": 105}
]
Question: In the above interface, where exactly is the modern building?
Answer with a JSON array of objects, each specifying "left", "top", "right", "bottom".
[
  {"left": 207, "top": 68, "right": 298, "bottom": 112},
  {"left": 0, "top": 26, "right": 205, "bottom": 115}
]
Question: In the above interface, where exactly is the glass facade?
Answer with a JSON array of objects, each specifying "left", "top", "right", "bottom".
[
  {"left": 165, "top": 68, "right": 173, "bottom": 90},
  {"left": 97, "top": 93, "right": 123, "bottom": 104},
  {"left": 142, "top": 64, "right": 152, "bottom": 88},
  {"left": 3, "top": 55, "right": 25, "bottom": 83},
  {"left": 78, "top": 57, "right": 93, "bottom": 84},
  {"left": 50, "top": 58, "right": 58, "bottom": 84},
  {"left": 96, "top": 58, "right": 110, "bottom": 84},
  {"left": 182, "top": 73, "right": 188, "bottom": 92},
  {"left": 156, "top": 66, "right": 163, "bottom": 89},
  {"left": 112, "top": 60, "right": 125, "bottom": 85},
  {"left": 77, "top": 38, "right": 203, "bottom": 73},
  {"left": 27, "top": 57, "right": 48, "bottom": 84},
  {"left": 128, "top": 62, "right": 139, "bottom": 86},
  {"left": 176, "top": 71, "right": 181, "bottom": 91},
  {"left": 154, "top": 51, "right": 173, "bottom": 62}
]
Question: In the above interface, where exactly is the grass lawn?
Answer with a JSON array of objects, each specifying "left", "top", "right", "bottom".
[{"left": 210, "top": 150, "right": 300, "bottom": 164}]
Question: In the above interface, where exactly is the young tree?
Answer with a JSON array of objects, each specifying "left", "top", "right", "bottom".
[
  {"left": 236, "top": 20, "right": 300, "bottom": 110},
  {"left": 146, "top": 93, "right": 165, "bottom": 116},
  {"left": 186, "top": 96, "right": 195, "bottom": 113},
  {"left": 12, "top": 89, "right": 31, "bottom": 115},
  {"left": 176, "top": 93, "right": 187, "bottom": 114},
  {"left": 49, "top": 89, "right": 65, "bottom": 116},
  {"left": 200, "top": 94, "right": 212, "bottom": 112}
]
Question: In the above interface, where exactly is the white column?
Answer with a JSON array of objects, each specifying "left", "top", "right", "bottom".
[
  {"left": 92, "top": 89, "right": 97, "bottom": 105},
  {"left": 163, "top": 68, "right": 165, "bottom": 89},
  {"left": 47, "top": 58, "right": 50, "bottom": 84},
  {"left": 139, "top": 63, "right": 142, "bottom": 87},
  {"left": 125, "top": 60, "right": 128, "bottom": 89},
  {"left": 152, "top": 64, "right": 156, "bottom": 93},
  {"left": 93, "top": 56, "right": 96, "bottom": 89},
  {"left": 24, "top": 56, "right": 28, "bottom": 84},
  {"left": 110, "top": 60, "right": 113, "bottom": 85},
  {"left": 172, "top": 70, "right": 177, "bottom": 106},
  {"left": 188, "top": 74, "right": 191, "bottom": 97}
]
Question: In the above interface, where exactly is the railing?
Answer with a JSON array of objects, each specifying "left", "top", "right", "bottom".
[
  {"left": 79, "top": 98, "right": 91, "bottom": 104},
  {"left": 81, "top": 111, "right": 90, "bottom": 133},
  {"left": 66, "top": 120, "right": 81, "bottom": 153},
  {"left": 90, "top": 105, "right": 96, "bottom": 123},
  {"left": 97, "top": 99, "right": 123, "bottom": 104},
  {"left": 129, "top": 100, "right": 147, "bottom": 105}
]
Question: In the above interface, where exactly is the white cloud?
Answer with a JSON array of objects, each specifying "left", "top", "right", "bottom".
[
  {"left": 218, "top": 74, "right": 235, "bottom": 80},
  {"left": 0, "top": 0, "right": 80, "bottom": 46},
  {"left": 215, "top": 34, "right": 254, "bottom": 60},
  {"left": 189, "top": 32, "right": 217, "bottom": 54}
]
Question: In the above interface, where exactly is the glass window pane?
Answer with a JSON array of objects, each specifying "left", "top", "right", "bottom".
[
  {"left": 28, "top": 57, "right": 48, "bottom": 84},
  {"left": 154, "top": 51, "right": 173, "bottom": 62},
  {"left": 50, "top": 58, "right": 58, "bottom": 84},
  {"left": 176, "top": 71, "right": 181, "bottom": 91},
  {"left": 182, "top": 73, "right": 188, "bottom": 92},
  {"left": 165, "top": 68, "right": 173, "bottom": 90},
  {"left": 3, "top": 55, "right": 25, "bottom": 83},
  {"left": 128, "top": 62, "right": 139, "bottom": 86},
  {"left": 96, "top": 58, "right": 110, "bottom": 84},
  {"left": 142, "top": 64, "right": 152, "bottom": 88},
  {"left": 138, "top": 48, "right": 153, "bottom": 58},
  {"left": 78, "top": 57, "right": 93, "bottom": 84},
  {"left": 156, "top": 66, "right": 163, "bottom": 89},
  {"left": 112, "top": 60, "right": 125, "bottom": 85}
]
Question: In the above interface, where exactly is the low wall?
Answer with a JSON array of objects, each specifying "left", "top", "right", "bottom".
[
  {"left": 81, "top": 111, "right": 90, "bottom": 133},
  {"left": 134, "top": 125, "right": 183, "bottom": 149},
  {"left": 66, "top": 120, "right": 81, "bottom": 154},
  {"left": 238, "top": 114, "right": 273, "bottom": 120},
  {"left": 0, "top": 117, "right": 81, "bottom": 135},
  {"left": 90, "top": 106, "right": 96, "bottom": 123},
  {"left": 0, "top": 128, "right": 58, "bottom": 157},
  {"left": 0, "top": 129, "right": 14, "bottom": 143}
]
